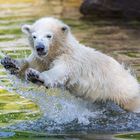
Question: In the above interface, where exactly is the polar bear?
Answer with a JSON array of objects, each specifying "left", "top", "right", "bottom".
[{"left": 1, "top": 17, "right": 140, "bottom": 112}]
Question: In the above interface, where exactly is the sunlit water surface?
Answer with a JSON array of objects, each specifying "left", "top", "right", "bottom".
[{"left": 0, "top": 0, "right": 140, "bottom": 139}]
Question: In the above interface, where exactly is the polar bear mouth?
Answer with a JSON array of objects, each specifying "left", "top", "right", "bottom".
[{"left": 37, "top": 52, "right": 47, "bottom": 56}]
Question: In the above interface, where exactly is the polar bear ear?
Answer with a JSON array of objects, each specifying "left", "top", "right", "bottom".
[
  {"left": 61, "top": 25, "right": 70, "bottom": 33},
  {"left": 21, "top": 24, "right": 31, "bottom": 35}
]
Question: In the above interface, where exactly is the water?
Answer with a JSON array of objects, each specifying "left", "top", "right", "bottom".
[{"left": 0, "top": 0, "right": 140, "bottom": 139}]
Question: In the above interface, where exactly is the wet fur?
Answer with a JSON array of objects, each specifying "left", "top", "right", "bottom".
[{"left": 1, "top": 17, "right": 140, "bottom": 112}]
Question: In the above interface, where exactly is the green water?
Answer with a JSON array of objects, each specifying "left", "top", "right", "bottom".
[{"left": 0, "top": 0, "right": 140, "bottom": 139}]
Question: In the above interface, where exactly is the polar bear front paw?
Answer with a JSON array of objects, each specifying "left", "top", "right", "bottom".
[
  {"left": 26, "top": 68, "right": 44, "bottom": 85},
  {"left": 1, "top": 57, "right": 19, "bottom": 75}
]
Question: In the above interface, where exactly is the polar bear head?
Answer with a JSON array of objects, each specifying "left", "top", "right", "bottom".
[{"left": 21, "top": 17, "right": 71, "bottom": 58}]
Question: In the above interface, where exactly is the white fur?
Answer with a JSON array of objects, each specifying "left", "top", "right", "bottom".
[{"left": 23, "top": 17, "right": 140, "bottom": 112}]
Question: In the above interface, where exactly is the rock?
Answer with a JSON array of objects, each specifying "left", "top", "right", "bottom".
[{"left": 80, "top": 0, "right": 140, "bottom": 18}]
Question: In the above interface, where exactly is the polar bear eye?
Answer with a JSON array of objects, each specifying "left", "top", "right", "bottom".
[
  {"left": 46, "top": 34, "right": 52, "bottom": 39},
  {"left": 61, "top": 26, "right": 67, "bottom": 32},
  {"left": 32, "top": 35, "right": 37, "bottom": 39}
]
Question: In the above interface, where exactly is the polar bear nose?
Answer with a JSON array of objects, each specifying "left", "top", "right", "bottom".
[{"left": 36, "top": 44, "right": 45, "bottom": 52}]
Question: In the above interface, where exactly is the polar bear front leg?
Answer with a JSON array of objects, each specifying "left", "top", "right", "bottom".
[
  {"left": 26, "top": 68, "right": 44, "bottom": 86},
  {"left": 40, "top": 65, "right": 69, "bottom": 88},
  {"left": 26, "top": 65, "right": 69, "bottom": 88},
  {"left": 1, "top": 57, "right": 28, "bottom": 77},
  {"left": 1, "top": 57, "right": 20, "bottom": 75}
]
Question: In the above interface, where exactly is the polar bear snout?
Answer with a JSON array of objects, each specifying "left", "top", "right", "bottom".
[
  {"left": 36, "top": 43, "right": 45, "bottom": 52},
  {"left": 36, "top": 43, "right": 47, "bottom": 56}
]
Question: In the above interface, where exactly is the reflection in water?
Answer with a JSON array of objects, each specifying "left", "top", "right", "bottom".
[{"left": 0, "top": 0, "right": 140, "bottom": 139}]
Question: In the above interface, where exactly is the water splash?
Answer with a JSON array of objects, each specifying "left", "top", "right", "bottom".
[
  {"left": 6, "top": 75, "right": 98, "bottom": 125},
  {"left": 2, "top": 75, "right": 140, "bottom": 133}
]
